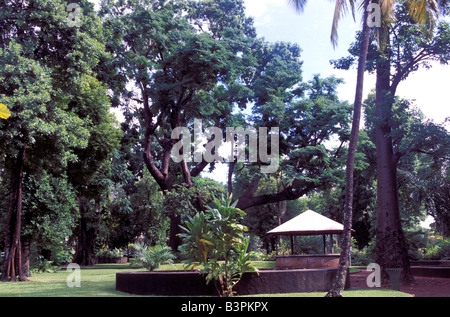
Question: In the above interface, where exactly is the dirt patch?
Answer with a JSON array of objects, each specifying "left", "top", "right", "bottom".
[{"left": 350, "top": 270, "right": 450, "bottom": 297}]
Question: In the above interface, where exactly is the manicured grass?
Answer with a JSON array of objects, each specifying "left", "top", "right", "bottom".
[
  {"left": 0, "top": 263, "right": 411, "bottom": 297},
  {"left": 0, "top": 267, "right": 144, "bottom": 297}
]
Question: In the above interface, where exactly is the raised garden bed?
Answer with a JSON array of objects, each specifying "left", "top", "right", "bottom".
[
  {"left": 410, "top": 260, "right": 450, "bottom": 267},
  {"left": 115, "top": 268, "right": 350, "bottom": 296},
  {"left": 411, "top": 267, "right": 450, "bottom": 278}
]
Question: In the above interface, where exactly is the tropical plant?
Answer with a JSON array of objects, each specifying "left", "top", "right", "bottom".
[
  {"left": 129, "top": 244, "right": 176, "bottom": 271},
  {"left": 179, "top": 195, "right": 258, "bottom": 297}
]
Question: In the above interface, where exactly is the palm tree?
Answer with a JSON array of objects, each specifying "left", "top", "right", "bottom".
[
  {"left": 287, "top": 0, "right": 444, "bottom": 296},
  {"left": 288, "top": 0, "right": 372, "bottom": 297}
]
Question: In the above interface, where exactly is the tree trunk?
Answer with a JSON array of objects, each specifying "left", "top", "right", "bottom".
[
  {"left": 326, "top": 0, "right": 371, "bottom": 297},
  {"left": 374, "top": 25, "right": 414, "bottom": 285},
  {"left": 21, "top": 242, "right": 31, "bottom": 277},
  {"left": 1, "top": 143, "right": 29, "bottom": 282},
  {"left": 73, "top": 197, "right": 97, "bottom": 266},
  {"left": 168, "top": 213, "right": 182, "bottom": 252}
]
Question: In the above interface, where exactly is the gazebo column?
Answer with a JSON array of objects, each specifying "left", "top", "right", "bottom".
[
  {"left": 330, "top": 234, "right": 334, "bottom": 253},
  {"left": 322, "top": 234, "right": 327, "bottom": 254},
  {"left": 290, "top": 235, "right": 295, "bottom": 254}
]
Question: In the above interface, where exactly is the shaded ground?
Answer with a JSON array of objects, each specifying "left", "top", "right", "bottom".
[{"left": 350, "top": 270, "right": 450, "bottom": 297}]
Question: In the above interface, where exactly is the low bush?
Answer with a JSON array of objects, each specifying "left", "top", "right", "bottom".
[{"left": 129, "top": 244, "right": 175, "bottom": 271}]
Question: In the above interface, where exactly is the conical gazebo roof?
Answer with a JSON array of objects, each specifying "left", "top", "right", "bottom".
[{"left": 267, "top": 210, "right": 344, "bottom": 236}]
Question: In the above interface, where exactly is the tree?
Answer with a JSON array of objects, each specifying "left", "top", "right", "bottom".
[
  {"left": 290, "top": 0, "right": 447, "bottom": 296},
  {"left": 364, "top": 92, "right": 450, "bottom": 238},
  {"left": 67, "top": 74, "right": 122, "bottom": 266},
  {"left": 17, "top": 171, "right": 79, "bottom": 275},
  {"left": 372, "top": 1, "right": 448, "bottom": 284},
  {"left": 235, "top": 61, "right": 353, "bottom": 211},
  {"left": 0, "top": 0, "right": 111, "bottom": 280},
  {"left": 99, "top": 0, "right": 258, "bottom": 251},
  {"left": 0, "top": 41, "right": 88, "bottom": 281}
]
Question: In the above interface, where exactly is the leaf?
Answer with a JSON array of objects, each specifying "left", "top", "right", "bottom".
[{"left": 0, "top": 103, "right": 11, "bottom": 119}]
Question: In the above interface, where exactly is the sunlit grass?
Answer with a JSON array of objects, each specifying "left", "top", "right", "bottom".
[{"left": 0, "top": 263, "right": 412, "bottom": 297}]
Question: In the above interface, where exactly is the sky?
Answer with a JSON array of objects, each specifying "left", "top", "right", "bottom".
[{"left": 243, "top": 0, "right": 450, "bottom": 126}]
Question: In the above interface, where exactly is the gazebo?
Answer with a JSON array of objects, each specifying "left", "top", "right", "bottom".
[{"left": 267, "top": 210, "right": 345, "bottom": 269}]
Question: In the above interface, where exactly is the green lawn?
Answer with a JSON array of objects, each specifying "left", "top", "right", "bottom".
[{"left": 0, "top": 263, "right": 411, "bottom": 297}]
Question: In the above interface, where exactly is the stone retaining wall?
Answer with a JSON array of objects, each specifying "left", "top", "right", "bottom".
[{"left": 115, "top": 268, "right": 350, "bottom": 296}]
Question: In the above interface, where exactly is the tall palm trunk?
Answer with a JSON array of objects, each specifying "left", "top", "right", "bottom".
[
  {"left": 326, "top": 0, "right": 372, "bottom": 297},
  {"left": 1, "top": 143, "right": 29, "bottom": 282},
  {"left": 374, "top": 23, "right": 414, "bottom": 285}
]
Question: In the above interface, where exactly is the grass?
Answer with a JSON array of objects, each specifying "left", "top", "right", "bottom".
[
  {"left": 0, "top": 263, "right": 412, "bottom": 297},
  {"left": 0, "top": 267, "right": 143, "bottom": 297}
]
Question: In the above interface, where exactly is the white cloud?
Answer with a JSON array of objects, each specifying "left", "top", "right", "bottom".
[{"left": 243, "top": 0, "right": 284, "bottom": 25}]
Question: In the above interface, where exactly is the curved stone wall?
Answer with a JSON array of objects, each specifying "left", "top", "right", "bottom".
[{"left": 116, "top": 268, "right": 350, "bottom": 296}]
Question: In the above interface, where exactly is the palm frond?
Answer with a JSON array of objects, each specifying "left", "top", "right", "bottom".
[
  {"left": 331, "top": 0, "right": 357, "bottom": 48},
  {"left": 407, "top": 0, "right": 440, "bottom": 30},
  {"left": 287, "top": 0, "right": 309, "bottom": 13}
]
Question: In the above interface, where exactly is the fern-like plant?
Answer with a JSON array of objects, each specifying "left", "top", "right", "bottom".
[{"left": 129, "top": 244, "right": 175, "bottom": 271}]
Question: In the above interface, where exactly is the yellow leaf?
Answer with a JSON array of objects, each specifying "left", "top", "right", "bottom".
[{"left": 0, "top": 103, "right": 11, "bottom": 119}]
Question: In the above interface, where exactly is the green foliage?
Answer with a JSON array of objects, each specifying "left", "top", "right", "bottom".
[
  {"left": 163, "top": 184, "right": 199, "bottom": 218},
  {"left": 96, "top": 248, "right": 124, "bottom": 259},
  {"left": 129, "top": 244, "right": 176, "bottom": 271},
  {"left": 179, "top": 195, "right": 258, "bottom": 297},
  {"left": 423, "top": 237, "right": 450, "bottom": 259},
  {"left": 101, "top": 167, "right": 167, "bottom": 249},
  {"left": 350, "top": 238, "right": 376, "bottom": 266},
  {"left": 31, "top": 256, "right": 58, "bottom": 274}
]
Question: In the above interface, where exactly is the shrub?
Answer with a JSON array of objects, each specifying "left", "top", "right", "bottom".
[
  {"left": 179, "top": 194, "right": 258, "bottom": 297},
  {"left": 95, "top": 248, "right": 123, "bottom": 259},
  {"left": 31, "top": 255, "right": 58, "bottom": 273},
  {"left": 424, "top": 237, "right": 450, "bottom": 260},
  {"left": 350, "top": 239, "right": 375, "bottom": 266},
  {"left": 129, "top": 244, "right": 175, "bottom": 271}
]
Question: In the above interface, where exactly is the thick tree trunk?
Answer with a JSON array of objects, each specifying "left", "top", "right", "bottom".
[
  {"left": 73, "top": 197, "right": 97, "bottom": 266},
  {"left": 326, "top": 0, "right": 371, "bottom": 297},
  {"left": 1, "top": 143, "right": 29, "bottom": 282},
  {"left": 374, "top": 26, "right": 414, "bottom": 285},
  {"left": 168, "top": 213, "right": 182, "bottom": 252}
]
